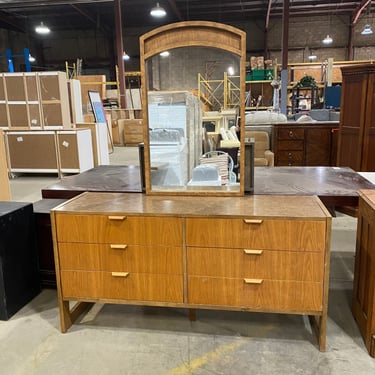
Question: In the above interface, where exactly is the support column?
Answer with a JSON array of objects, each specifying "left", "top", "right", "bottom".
[
  {"left": 280, "top": 0, "right": 289, "bottom": 115},
  {"left": 114, "top": 0, "right": 127, "bottom": 108}
]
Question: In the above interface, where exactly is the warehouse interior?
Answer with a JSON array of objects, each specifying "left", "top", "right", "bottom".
[{"left": 1, "top": 1, "right": 375, "bottom": 374}]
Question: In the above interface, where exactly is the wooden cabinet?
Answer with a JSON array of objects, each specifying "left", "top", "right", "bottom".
[
  {"left": 0, "top": 72, "right": 71, "bottom": 130},
  {"left": 51, "top": 192, "right": 331, "bottom": 351},
  {"left": 0, "top": 202, "right": 40, "bottom": 320},
  {"left": 5, "top": 129, "right": 93, "bottom": 175},
  {"left": 352, "top": 190, "right": 375, "bottom": 357},
  {"left": 337, "top": 64, "right": 375, "bottom": 171},
  {"left": 272, "top": 123, "right": 338, "bottom": 166}
]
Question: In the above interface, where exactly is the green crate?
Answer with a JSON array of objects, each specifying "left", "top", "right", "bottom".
[{"left": 246, "top": 69, "right": 273, "bottom": 81}]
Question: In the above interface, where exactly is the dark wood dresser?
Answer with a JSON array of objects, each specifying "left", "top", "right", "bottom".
[{"left": 272, "top": 122, "right": 339, "bottom": 166}]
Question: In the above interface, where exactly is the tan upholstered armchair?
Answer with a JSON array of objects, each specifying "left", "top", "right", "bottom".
[{"left": 245, "top": 130, "right": 274, "bottom": 166}]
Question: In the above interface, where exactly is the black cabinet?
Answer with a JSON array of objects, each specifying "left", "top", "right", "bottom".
[{"left": 0, "top": 202, "right": 41, "bottom": 320}]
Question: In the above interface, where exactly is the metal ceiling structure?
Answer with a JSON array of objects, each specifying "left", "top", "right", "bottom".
[{"left": 0, "top": 0, "right": 373, "bottom": 34}]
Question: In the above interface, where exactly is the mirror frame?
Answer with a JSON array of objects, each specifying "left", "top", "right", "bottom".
[{"left": 140, "top": 21, "right": 246, "bottom": 196}]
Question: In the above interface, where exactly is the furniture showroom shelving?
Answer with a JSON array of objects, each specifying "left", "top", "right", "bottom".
[
  {"left": 5, "top": 128, "right": 93, "bottom": 176},
  {"left": 51, "top": 192, "right": 332, "bottom": 351},
  {"left": 0, "top": 71, "right": 71, "bottom": 130}
]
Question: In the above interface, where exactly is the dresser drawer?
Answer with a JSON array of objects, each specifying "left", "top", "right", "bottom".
[
  {"left": 278, "top": 151, "right": 304, "bottom": 162},
  {"left": 278, "top": 128, "right": 304, "bottom": 140},
  {"left": 61, "top": 271, "right": 183, "bottom": 302},
  {"left": 277, "top": 160, "right": 304, "bottom": 166},
  {"left": 186, "top": 218, "right": 326, "bottom": 251},
  {"left": 59, "top": 243, "right": 183, "bottom": 274},
  {"left": 188, "top": 277, "right": 322, "bottom": 311},
  {"left": 187, "top": 247, "right": 324, "bottom": 281},
  {"left": 276, "top": 140, "right": 304, "bottom": 151},
  {"left": 56, "top": 214, "right": 182, "bottom": 246}
]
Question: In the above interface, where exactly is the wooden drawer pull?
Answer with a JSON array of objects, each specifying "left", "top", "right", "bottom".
[
  {"left": 243, "top": 219, "right": 263, "bottom": 224},
  {"left": 111, "top": 272, "right": 129, "bottom": 278},
  {"left": 110, "top": 244, "right": 128, "bottom": 250},
  {"left": 108, "top": 216, "right": 127, "bottom": 221},
  {"left": 244, "top": 249, "right": 263, "bottom": 255},
  {"left": 244, "top": 278, "right": 263, "bottom": 284}
]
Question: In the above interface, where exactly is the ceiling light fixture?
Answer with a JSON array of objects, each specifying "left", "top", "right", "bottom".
[
  {"left": 122, "top": 52, "right": 130, "bottom": 60},
  {"left": 35, "top": 22, "right": 50, "bottom": 34},
  {"left": 159, "top": 51, "right": 170, "bottom": 57},
  {"left": 361, "top": 24, "right": 373, "bottom": 35},
  {"left": 308, "top": 50, "right": 317, "bottom": 61},
  {"left": 150, "top": 2, "right": 166, "bottom": 18},
  {"left": 28, "top": 54, "right": 36, "bottom": 63},
  {"left": 322, "top": 34, "right": 333, "bottom": 45},
  {"left": 227, "top": 66, "right": 235, "bottom": 76}
]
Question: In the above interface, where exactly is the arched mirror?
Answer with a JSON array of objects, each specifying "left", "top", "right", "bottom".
[{"left": 140, "top": 21, "right": 246, "bottom": 196}]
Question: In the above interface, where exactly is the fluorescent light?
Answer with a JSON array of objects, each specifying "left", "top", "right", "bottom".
[
  {"left": 227, "top": 66, "right": 235, "bottom": 75},
  {"left": 308, "top": 51, "right": 317, "bottom": 60},
  {"left": 29, "top": 54, "right": 36, "bottom": 63},
  {"left": 150, "top": 2, "right": 166, "bottom": 17},
  {"left": 361, "top": 24, "right": 373, "bottom": 35},
  {"left": 322, "top": 35, "right": 333, "bottom": 44},
  {"left": 35, "top": 22, "right": 50, "bottom": 34},
  {"left": 159, "top": 51, "right": 170, "bottom": 57},
  {"left": 122, "top": 52, "right": 130, "bottom": 60}
]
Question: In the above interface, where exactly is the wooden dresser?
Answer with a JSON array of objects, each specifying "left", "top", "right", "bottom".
[
  {"left": 352, "top": 190, "right": 375, "bottom": 357},
  {"left": 272, "top": 122, "right": 338, "bottom": 166},
  {"left": 51, "top": 192, "right": 331, "bottom": 350}
]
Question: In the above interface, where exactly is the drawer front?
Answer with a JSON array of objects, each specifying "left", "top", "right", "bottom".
[
  {"left": 56, "top": 214, "right": 182, "bottom": 246},
  {"left": 277, "top": 140, "right": 304, "bottom": 151},
  {"left": 278, "top": 128, "right": 304, "bottom": 140},
  {"left": 61, "top": 270, "right": 183, "bottom": 302},
  {"left": 188, "top": 277, "right": 322, "bottom": 311},
  {"left": 187, "top": 247, "right": 324, "bottom": 282},
  {"left": 186, "top": 218, "right": 326, "bottom": 251},
  {"left": 278, "top": 151, "right": 304, "bottom": 162},
  {"left": 59, "top": 243, "right": 183, "bottom": 274}
]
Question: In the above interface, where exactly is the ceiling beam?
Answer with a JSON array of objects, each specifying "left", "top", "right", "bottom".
[
  {"left": 351, "top": 0, "right": 372, "bottom": 24},
  {"left": 70, "top": 4, "right": 112, "bottom": 35},
  {"left": 167, "top": 0, "right": 183, "bottom": 20},
  {"left": 0, "top": 0, "right": 114, "bottom": 9}
]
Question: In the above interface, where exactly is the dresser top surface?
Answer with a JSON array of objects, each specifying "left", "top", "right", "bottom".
[
  {"left": 52, "top": 192, "right": 330, "bottom": 219},
  {"left": 0, "top": 201, "right": 31, "bottom": 216},
  {"left": 359, "top": 190, "right": 375, "bottom": 207}
]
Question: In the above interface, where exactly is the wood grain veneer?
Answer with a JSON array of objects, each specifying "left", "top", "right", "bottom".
[
  {"left": 59, "top": 243, "right": 183, "bottom": 274},
  {"left": 61, "top": 271, "right": 183, "bottom": 302},
  {"left": 51, "top": 192, "right": 331, "bottom": 351},
  {"left": 56, "top": 215, "right": 182, "bottom": 246},
  {"left": 188, "top": 277, "right": 322, "bottom": 311},
  {"left": 186, "top": 218, "right": 326, "bottom": 251},
  {"left": 352, "top": 190, "right": 375, "bottom": 357},
  {"left": 187, "top": 247, "right": 324, "bottom": 281}
]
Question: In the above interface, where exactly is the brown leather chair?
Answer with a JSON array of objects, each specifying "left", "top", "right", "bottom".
[{"left": 244, "top": 130, "right": 274, "bottom": 166}]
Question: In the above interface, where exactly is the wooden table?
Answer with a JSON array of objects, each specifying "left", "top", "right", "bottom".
[
  {"left": 42, "top": 165, "right": 142, "bottom": 199},
  {"left": 42, "top": 166, "right": 374, "bottom": 211},
  {"left": 253, "top": 166, "right": 375, "bottom": 212}
]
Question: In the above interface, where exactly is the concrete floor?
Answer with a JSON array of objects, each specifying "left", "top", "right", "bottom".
[{"left": 3, "top": 147, "right": 375, "bottom": 374}]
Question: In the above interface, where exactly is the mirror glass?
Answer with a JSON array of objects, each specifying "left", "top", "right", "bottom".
[{"left": 145, "top": 46, "right": 242, "bottom": 193}]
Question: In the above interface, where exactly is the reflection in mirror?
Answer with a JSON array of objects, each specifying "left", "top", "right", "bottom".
[{"left": 146, "top": 46, "right": 241, "bottom": 192}]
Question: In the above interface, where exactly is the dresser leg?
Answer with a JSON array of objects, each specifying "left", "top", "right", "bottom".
[
  {"left": 59, "top": 300, "right": 94, "bottom": 333},
  {"left": 309, "top": 314, "right": 327, "bottom": 352},
  {"left": 188, "top": 309, "right": 196, "bottom": 321}
]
